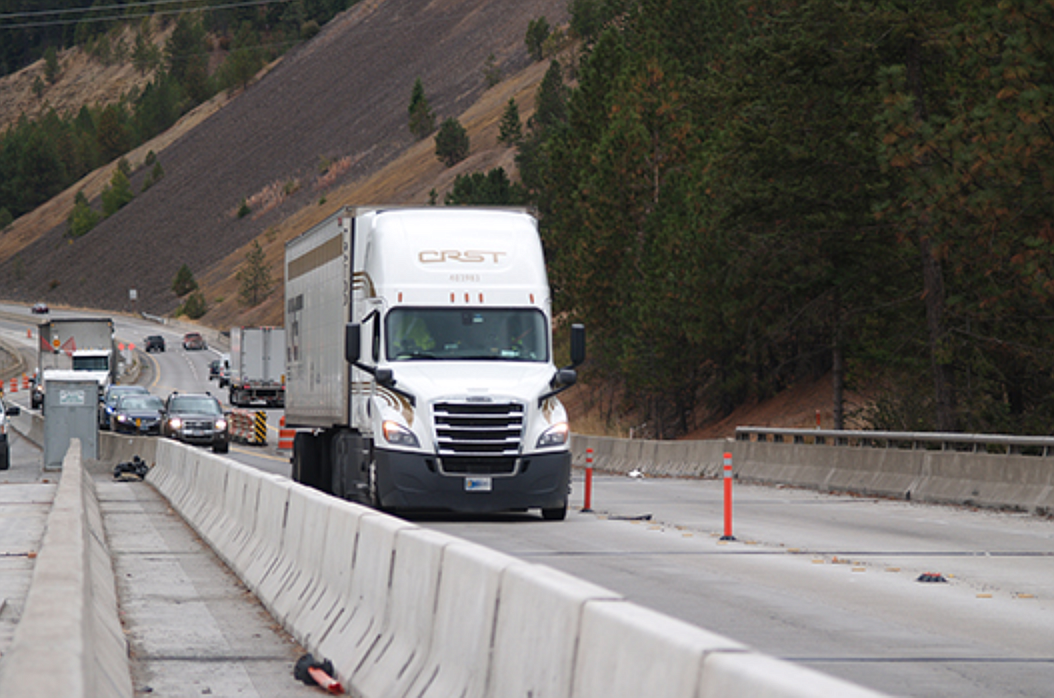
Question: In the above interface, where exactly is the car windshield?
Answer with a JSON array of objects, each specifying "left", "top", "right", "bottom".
[
  {"left": 118, "top": 396, "right": 163, "bottom": 411},
  {"left": 73, "top": 355, "right": 110, "bottom": 371},
  {"left": 386, "top": 308, "right": 548, "bottom": 362},
  {"left": 169, "top": 397, "right": 222, "bottom": 415},
  {"left": 108, "top": 387, "right": 148, "bottom": 405}
]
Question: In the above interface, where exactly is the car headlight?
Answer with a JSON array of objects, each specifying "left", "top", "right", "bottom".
[
  {"left": 382, "top": 420, "right": 419, "bottom": 447},
  {"left": 215, "top": 418, "right": 228, "bottom": 431},
  {"left": 116, "top": 414, "right": 129, "bottom": 423},
  {"left": 537, "top": 422, "right": 569, "bottom": 448},
  {"left": 169, "top": 417, "right": 183, "bottom": 430}
]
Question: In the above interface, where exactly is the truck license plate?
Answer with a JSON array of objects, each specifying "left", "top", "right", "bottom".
[{"left": 465, "top": 477, "right": 492, "bottom": 492}]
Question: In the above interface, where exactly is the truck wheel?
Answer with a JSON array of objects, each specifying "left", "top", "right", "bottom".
[
  {"left": 541, "top": 502, "right": 568, "bottom": 521},
  {"left": 0, "top": 441, "right": 9, "bottom": 470},
  {"left": 291, "top": 432, "right": 318, "bottom": 486}
]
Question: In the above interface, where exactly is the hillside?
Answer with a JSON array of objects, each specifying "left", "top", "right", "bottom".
[{"left": 0, "top": 0, "right": 569, "bottom": 318}]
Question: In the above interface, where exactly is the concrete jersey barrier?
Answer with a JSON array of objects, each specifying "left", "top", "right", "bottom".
[
  {"left": 571, "top": 433, "right": 1054, "bottom": 515},
  {"left": 146, "top": 439, "right": 888, "bottom": 698},
  {"left": 0, "top": 439, "right": 133, "bottom": 698}
]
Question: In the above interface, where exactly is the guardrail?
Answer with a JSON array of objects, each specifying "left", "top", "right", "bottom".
[{"left": 736, "top": 426, "right": 1054, "bottom": 455}]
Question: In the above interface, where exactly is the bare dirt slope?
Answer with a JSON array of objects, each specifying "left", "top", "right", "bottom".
[{"left": 0, "top": 0, "right": 569, "bottom": 315}]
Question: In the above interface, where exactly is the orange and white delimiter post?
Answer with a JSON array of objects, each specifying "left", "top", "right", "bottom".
[{"left": 720, "top": 451, "right": 735, "bottom": 540}]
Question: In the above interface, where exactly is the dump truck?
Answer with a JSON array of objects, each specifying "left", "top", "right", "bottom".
[
  {"left": 32, "top": 317, "right": 116, "bottom": 409},
  {"left": 228, "top": 326, "right": 285, "bottom": 407},
  {"left": 284, "top": 206, "right": 585, "bottom": 519}
]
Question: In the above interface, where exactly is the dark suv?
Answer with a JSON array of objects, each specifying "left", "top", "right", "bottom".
[
  {"left": 145, "top": 335, "right": 166, "bottom": 352},
  {"left": 161, "top": 392, "right": 230, "bottom": 453}
]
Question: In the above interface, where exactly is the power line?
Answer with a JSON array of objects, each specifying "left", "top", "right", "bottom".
[
  {"left": 0, "top": 0, "right": 203, "bottom": 20},
  {"left": 0, "top": 0, "right": 295, "bottom": 30}
]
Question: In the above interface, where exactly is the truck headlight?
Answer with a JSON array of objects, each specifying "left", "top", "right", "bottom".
[
  {"left": 215, "top": 418, "right": 228, "bottom": 431},
  {"left": 382, "top": 420, "right": 419, "bottom": 447},
  {"left": 169, "top": 417, "right": 183, "bottom": 430},
  {"left": 537, "top": 422, "right": 569, "bottom": 448}
]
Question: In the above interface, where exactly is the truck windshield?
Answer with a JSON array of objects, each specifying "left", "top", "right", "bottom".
[
  {"left": 386, "top": 308, "right": 548, "bottom": 362},
  {"left": 72, "top": 355, "right": 109, "bottom": 371}
]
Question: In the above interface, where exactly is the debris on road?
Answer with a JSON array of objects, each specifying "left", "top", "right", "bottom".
[
  {"left": 113, "top": 456, "right": 149, "bottom": 481},
  {"left": 294, "top": 654, "right": 343, "bottom": 694}
]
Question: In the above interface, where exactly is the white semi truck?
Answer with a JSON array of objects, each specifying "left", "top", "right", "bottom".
[
  {"left": 32, "top": 317, "right": 117, "bottom": 409},
  {"left": 228, "top": 326, "right": 285, "bottom": 407},
  {"left": 284, "top": 206, "right": 584, "bottom": 519}
]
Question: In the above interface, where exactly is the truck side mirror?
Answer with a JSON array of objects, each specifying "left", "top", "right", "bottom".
[
  {"left": 552, "top": 368, "right": 577, "bottom": 389},
  {"left": 569, "top": 324, "right": 586, "bottom": 367},
  {"left": 345, "top": 323, "right": 361, "bottom": 364}
]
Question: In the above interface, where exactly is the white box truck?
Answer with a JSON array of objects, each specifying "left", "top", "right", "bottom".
[
  {"left": 32, "top": 317, "right": 116, "bottom": 409},
  {"left": 284, "top": 206, "right": 584, "bottom": 519},
  {"left": 228, "top": 326, "right": 285, "bottom": 407}
]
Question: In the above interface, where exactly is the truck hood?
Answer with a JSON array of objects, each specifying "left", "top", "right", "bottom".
[{"left": 383, "top": 361, "right": 561, "bottom": 402}]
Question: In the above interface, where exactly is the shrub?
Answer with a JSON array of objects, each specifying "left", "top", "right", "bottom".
[
  {"left": 180, "top": 291, "right": 207, "bottom": 319},
  {"left": 435, "top": 118, "right": 469, "bottom": 167},
  {"left": 67, "top": 192, "right": 99, "bottom": 238},
  {"left": 483, "top": 53, "right": 502, "bottom": 87},
  {"left": 101, "top": 168, "right": 134, "bottom": 216}
]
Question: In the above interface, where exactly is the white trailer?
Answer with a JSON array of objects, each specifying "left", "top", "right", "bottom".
[
  {"left": 32, "top": 317, "right": 117, "bottom": 408},
  {"left": 284, "top": 206, "right": 584, "bottom": 519},
  {"left": 228, "top": 326, "right": 285, "bottom": 407}
]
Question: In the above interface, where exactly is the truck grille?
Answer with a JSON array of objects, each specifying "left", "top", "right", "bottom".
[{"left": 433, "top": 401, "right": 524, "bottom": 475}]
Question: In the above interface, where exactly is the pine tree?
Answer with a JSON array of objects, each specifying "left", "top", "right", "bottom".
[
  {"left": 237, "top": 240, "right": 273, "bottom": 306},
  {"left": 171, "top": 263, "right": 198, "bottom": 296},
  {"left": 408, "top": 78, "right": 435, "bottom": 140},
  {"left": 497, "top": 98, "right": 522, "bottom": 146}
]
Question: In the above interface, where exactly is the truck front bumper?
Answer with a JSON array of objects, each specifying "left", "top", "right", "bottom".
[{"left": 374, "top": 449, "right": 571, "bottom": 514}]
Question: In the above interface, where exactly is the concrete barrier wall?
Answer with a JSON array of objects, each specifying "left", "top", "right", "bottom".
[
  {"left": 572, "top": 434, "right": 1054, "bottom": 514},
  {"left": 731, "top": 441, "right": 1054, "bottom": 514},
  {"left": 146, "top": 440, "right": 887, "bottom": 698},
  {"left": 0, "top": 440, "right": 133, "bottom": 698}
]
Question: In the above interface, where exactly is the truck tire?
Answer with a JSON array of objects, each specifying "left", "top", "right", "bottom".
[
  {"left": 0, "top": 440, "right": 9, "bottom": 470},
  {"left": 331, "top": 429, "right": 369, "bottom": 503},
  {"left": 291, "top": 432, "right": 319, "bottom": 487}
]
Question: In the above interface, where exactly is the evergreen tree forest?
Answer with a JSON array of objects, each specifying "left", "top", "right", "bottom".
[
  {"left": 523, "top": 0, "right": 1054, "bottom": 438},
  {"left": 0, "top": 0, "right": 357, "bottom": 224}
]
